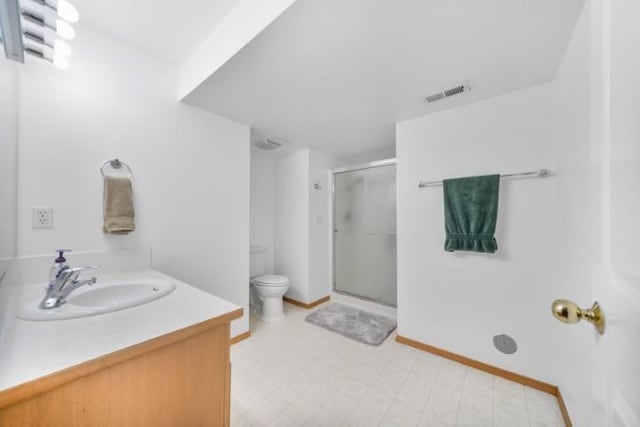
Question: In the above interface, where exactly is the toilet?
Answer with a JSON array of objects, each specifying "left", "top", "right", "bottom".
[{"left": 250, "top": 246, "right": 290, "bottom": 321}]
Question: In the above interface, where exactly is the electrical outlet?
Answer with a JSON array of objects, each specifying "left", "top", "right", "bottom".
[{"left": 32, "top": 208, "right": 53, "bottom": 229}]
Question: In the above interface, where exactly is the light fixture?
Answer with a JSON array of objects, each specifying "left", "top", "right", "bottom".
[
  {"left": 52, "top": 51, "right": 67, "bottom": 69},
  {"left": 53, "top": 37, "right": 70, "bottom": 55},
  {"left": 55, "top": 18, "right": 74, "bottom": 39},
  {"left": 0, "top": 0, "right": 24, "bottom": 61},
  {"left": 54, "top": 0, "right": 78, "bottom": 23},
  {"left": 0, "top": 0, "right": 78, "bottom": 68}
]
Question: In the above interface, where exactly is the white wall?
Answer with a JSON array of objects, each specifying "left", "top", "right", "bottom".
[
  {"left": 308, "top": 150, "right": 334, "bottom": 302},
  {"left": 346, "top": 145, "right": 396, "bottom": 165},
  {"left": 0, "top": 61, "right": 18, "bottom": 335},
  {"left": 0, "top": 62, "right": 17, "bottom": 261},
  {"left": 250, "top": 148, "right": 275, "bottom": 271},
  {"left": 397, "top": 84, "right": 558, "bottom": 382},
  {"left": 274, "top": 148, "right": 337, "bottom": 303},
  {"left": 275, "top": 150, "right": 310, "bottom": 301},
  {"left": 11, "top": 24, "right": 251, "bottom": 336}
]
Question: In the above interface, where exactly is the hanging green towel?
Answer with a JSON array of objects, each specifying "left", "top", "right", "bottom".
[{"left": 443, "top": 174, "right": 500, "bottom": 253}]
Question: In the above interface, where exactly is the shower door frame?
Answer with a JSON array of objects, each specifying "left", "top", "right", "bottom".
[{"left": 331, "top": 158, "right": 397, "bottom": 307}]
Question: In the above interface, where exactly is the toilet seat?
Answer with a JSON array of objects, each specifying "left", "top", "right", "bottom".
[{"left": 252, "top": 274, "right": 290, "bottom": 286}]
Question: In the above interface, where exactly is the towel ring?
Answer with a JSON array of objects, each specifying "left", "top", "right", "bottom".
[{"left": 100, "top": 158, "right": 133, "bottom": 178}]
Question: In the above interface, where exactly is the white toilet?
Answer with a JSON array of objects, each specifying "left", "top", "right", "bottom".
[{"left": 250, "top": 246, "right": 290, "bottom": 321}]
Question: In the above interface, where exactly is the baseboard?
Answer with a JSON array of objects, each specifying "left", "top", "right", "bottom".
[
  {"left": 230, "top": 331, "right": 251, "bottom": 345},
  {"left": 283, "top": 295, "right": 330, "bottom": 309},
  {"left": 395, "top": 335, "right": 572, "bottom": 426},
  {"left": 396, "top": 335, "right": 556, "bottom": 394},
  {"left": 556, "top": 389, "right": 573, "bottom": 427}
]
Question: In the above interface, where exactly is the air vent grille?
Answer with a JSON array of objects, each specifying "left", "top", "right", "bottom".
[
  {"left": 254, "top": 138, "right": 286, "bottom": 151},
  {"left": 444, "top": 85, "right": 466, "bottom": 97},
  {"left": 423, "top": 83, "right": 470, "bottom": 104},
  {"left": 424, "top": 93, "right": 445, "bottom": 103}
]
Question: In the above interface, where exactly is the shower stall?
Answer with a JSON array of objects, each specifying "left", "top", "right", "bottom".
[{"left": 332, "top": 159, "right": 397, "bottom": 306}]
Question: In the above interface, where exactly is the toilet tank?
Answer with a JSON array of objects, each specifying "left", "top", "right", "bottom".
[{"left": 250, "top": 246, "right": 267, "bottom": 277}]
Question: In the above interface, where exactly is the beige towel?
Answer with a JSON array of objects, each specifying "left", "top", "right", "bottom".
[{"left": 103, "top": 177, "right": 135, "bottom": 234}]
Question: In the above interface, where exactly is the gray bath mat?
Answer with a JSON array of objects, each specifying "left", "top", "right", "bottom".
[{"left": 305, "top": 303, "right": 397, "bottom": 346}]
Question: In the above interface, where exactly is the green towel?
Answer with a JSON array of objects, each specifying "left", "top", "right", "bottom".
[{"left": 443, "top": 174, "right": 500, "bottom": 253}]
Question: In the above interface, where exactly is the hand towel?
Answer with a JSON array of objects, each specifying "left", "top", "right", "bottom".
[
  {"left": 103, "top": 176, "right": 135, "bottom": 234},
  {"left": 443, "top": 174, "right": 499, "bottom": 253}
]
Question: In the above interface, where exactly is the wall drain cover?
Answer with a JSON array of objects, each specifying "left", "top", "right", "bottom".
[{"left": 493, "top": 334, "right": 517, "bottom": 354}]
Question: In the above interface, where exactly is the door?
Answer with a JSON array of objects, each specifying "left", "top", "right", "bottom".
[
  {"left": 334, "top": 163, "right": 397, "bottom": 306},
  {"left": 597, "top": 0, "right": 640, "bottom": 424}
]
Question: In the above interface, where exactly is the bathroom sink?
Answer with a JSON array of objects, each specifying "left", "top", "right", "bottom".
[{"left": 16, "top": 279, "right": 176, "bottom": 321}]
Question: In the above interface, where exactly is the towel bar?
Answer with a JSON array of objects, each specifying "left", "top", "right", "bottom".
[
  {"left": 100, "top": 158, "right": 133, "bottom": 178},
  {"left": 417, "top": 168, "right": 550, "bottom": 188}
]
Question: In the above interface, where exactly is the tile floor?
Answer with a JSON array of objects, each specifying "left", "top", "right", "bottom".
[{"left": 231, "top": 302, "right": 565, "bottom": 427}]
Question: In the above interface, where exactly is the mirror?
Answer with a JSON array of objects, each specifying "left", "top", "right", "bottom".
[{"left": 0, "top": 62, "right": 17, "bottom": 286}]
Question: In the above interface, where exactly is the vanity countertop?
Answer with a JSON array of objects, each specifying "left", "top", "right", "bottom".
[{"left": 0, "top": 269, "right": 241, "bottom": 393}]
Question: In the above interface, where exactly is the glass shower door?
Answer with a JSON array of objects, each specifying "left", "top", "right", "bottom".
[{"left": 334, "top": 164, "right": 397, "bottom": 306}]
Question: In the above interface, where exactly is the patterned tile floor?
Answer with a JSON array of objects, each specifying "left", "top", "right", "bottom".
[{"left": 231, "top": 302, "right": 564, "bottom": 426}]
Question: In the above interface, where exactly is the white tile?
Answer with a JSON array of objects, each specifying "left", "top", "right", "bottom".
[
  {"left": 494, "top": 389, "right": 527, "bottom": 413},
  {"left": 319, "top": 391, "right": 358, "bottom": 419},
  {"left": 231, "top": 413, "right": 251, "bottom": 427},
  {"left": 418, "top": 402, "right": 457, "bottom": 427},
  {"left": 231, "top": 310, "right": 562, "bottom": 427},
  {"left": 525, "top": 388, "right": 561, "bottom": 413},
  {"left": 464, "top": 367, "right": 494, "bottom": 388},
  {"left": 380, "top": 399, "right": 422, "bottom": 426},
  {"left": 304, "top": 407, "right": 348, "bottom": 427},
  {"left": 343, "top": 403, "right": 384, "bottom": 427},
  {"left": 395, "top": 376, "right": 433, "bottom": 411},
  {"left": 243, "top": 395, "right": 287, "bottom": 424},
  {"left": 493, "top": 404, "right": 530, "bottom": 427},
  {"left": 282, "top": 395, "right": 320, "bottom": 423},
  {"left": 458, "top": 379, "right": 492, "bottom": 422},
  {"left": 494, "top": 377, "right": 527, "bottom": 399},
  {"left": 455, "top": 410, "right": 492, "bottom": 427},
  {"left": 359, "top": 381, "right": 397, "bottom": 415},
  {"left": 528, "top": 399, "right": 564, "bottom": 427},
  {"left": 268, "top": 412, "right": 299, "bottom": 427},
  {"left": 339, "top": 376, "right": 374, "bottom": 400},
  {"left": 428, "top": 382, "right": 463, "bottom": 408}
]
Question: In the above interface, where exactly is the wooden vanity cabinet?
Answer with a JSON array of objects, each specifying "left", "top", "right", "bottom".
[{"left": 0, "top": 308, "right": 242, "bottom": 427}]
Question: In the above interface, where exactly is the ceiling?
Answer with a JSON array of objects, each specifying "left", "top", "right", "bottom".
[
  {"left": 78, "top": 0, "right": 241, "bottom": 64},
  {"left": 183, "top": 0, "right": 585, "bottom": 161}
]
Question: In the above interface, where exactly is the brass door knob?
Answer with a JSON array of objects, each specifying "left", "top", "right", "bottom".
[{"left": 551, "top": 299, "right": 605, "bottom": 334}]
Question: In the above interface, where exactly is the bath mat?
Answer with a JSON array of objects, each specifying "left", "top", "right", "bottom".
[{"left": 305, "top": 303, "right": 397, "bottom": 346}]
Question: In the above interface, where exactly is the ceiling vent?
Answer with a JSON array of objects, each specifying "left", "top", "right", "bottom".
[
  {"left": 253, "top": 138, "right": 289, "bottom": 151},
  {"left": 423, "top": 83, "right": 471, "bottom": 104}
]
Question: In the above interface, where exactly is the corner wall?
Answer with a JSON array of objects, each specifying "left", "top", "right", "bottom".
[
  {"left": 250, "top": 148, "right": 276, "bottom": 271},
  {"left": 308, "top": 150, "right": 334, "bottom": 302},
  {"left": 11, "top": 24, "right": 251, "bottom": 336},
  {"left": 274, "top": 149, "right": 337, "bottom": 303},
  {"left": 0, "top": 61, "right": 18, "bottom": 336},
  {"left": 275, "top": 150, "right": 310, "bottom": 302}
]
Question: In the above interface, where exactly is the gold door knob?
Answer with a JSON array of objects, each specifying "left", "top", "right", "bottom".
[{"left": 551, "top": 299, "right": 605, "bottom": 335}]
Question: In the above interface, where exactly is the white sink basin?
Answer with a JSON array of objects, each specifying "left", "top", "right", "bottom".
[{"left": 17, "top": 279, "right": 176, "bottom": 321}]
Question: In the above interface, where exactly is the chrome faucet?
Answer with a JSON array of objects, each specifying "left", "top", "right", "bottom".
[{"left": 39, "top": 265, "right": 99, "bottom": 310}]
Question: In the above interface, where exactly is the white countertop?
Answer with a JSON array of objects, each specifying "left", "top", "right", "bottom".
[{"left": 0, "top": 270, "right": 240, "bottom": 393}]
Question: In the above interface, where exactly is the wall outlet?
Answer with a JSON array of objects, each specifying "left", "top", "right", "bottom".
[{"left": 32, "top": 208, "right": 53, "bottom": 229}]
